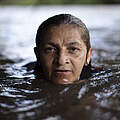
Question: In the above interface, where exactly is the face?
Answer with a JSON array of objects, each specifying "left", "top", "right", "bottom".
[{"left": 35, "top": 24, "right": 90, "bottom": 84}]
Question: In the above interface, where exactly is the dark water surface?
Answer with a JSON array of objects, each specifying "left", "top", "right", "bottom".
[{"left": 0, "top": 5, "right": 120, "bottom": 120}]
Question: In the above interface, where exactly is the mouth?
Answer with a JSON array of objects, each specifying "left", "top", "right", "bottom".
[
  {"left": 52, "top": 69, "right": 73, "bottom": 84},
  {"left": 54, "top": 69, "right": 72, "bottom": 75}
]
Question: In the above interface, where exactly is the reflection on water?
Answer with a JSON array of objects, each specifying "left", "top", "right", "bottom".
[{"left": 0, "top": 5, "right": 120, "bottom": 120}]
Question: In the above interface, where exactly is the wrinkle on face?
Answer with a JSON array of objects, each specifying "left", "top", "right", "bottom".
[{"left": 37, "top": 24, "right": 88, "bottom": 84}]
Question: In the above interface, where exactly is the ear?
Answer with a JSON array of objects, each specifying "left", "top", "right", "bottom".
[
  {"left": 34, "top": 47, "right": 37, "bottom": 57},
  {"left": 85, "top": 48, "right": 92, "bottom": 66},
  {"left": 34, "top": 47, "right": 40, "bottom": 61}
]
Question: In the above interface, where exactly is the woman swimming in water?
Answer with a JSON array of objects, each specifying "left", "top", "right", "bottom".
[{"left": 34, "top": 14, "right": 92, "bottom": 84}]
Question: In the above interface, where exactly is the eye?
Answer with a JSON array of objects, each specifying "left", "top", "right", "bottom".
[
  {"left": 69, "top": 47, "right": 80, "bottom": 52},
  {"left": 44, "top": 47, "right": 56, "bottom": 53}
]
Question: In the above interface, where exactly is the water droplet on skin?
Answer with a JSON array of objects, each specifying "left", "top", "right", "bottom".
[{"left": 63, "top": 79, "right": 68, "bottom": 82}]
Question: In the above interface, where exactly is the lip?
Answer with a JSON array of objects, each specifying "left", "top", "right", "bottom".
[{"left": 54, "top": 69, "right": 72, "bottom": 75}]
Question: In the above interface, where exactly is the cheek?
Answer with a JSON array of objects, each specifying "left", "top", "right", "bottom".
[
  {"left": 71, "top": 52, "right": 87, "bottom": 72},
  {"left": 40, "top": 54, "right": 54, "bottom": 71}
]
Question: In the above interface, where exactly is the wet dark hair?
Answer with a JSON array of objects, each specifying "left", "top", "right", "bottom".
[{"left": 36, "top": 14, "right": 91, "bottom": 53}]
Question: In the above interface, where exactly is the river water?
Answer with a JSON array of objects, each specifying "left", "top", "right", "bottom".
[{"left": 0, "top": 5, "right": 120, "bottom": 120}]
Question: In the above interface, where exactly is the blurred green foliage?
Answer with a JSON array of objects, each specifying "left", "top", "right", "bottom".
[{"left": 0, "top": 0, "right": 120, "bottom": 5}]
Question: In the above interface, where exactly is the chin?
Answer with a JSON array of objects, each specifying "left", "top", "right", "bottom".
[{"left": 51, "top": 78, "right": 74, "bottom": 85}]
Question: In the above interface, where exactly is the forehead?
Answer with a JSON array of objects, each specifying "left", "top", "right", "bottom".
[{"left": 42, "top": 24, "right": 85, "bottom": 46}]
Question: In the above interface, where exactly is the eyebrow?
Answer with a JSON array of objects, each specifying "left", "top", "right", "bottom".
[
  {"left": 46, "top": 42, "right": 82, "bottom": 47},
  {"left": 65, "top": 42, "right": 81, "bottom": 46},
  {"left": 46, "top": 42, "right": 59, "bottom": 48}
]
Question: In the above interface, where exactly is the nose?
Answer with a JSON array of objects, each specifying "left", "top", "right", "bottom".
[{"left": 56, "top": 51, "right": 70, "bottom": 66}]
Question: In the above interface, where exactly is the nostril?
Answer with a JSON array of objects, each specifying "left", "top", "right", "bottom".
[
  {"left": 66, "top": 61, "right": 69, "bottom": 64},
  {"left": 55, "top": 56, "right": 70, "bottom": 65}
]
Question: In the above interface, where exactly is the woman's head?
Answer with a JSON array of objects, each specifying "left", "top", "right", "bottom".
[{"left": 34, "top": 14, "right": 92, "bottom": 84}]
